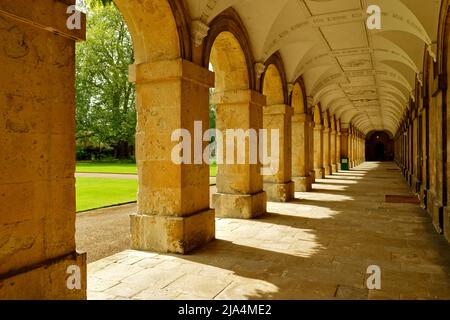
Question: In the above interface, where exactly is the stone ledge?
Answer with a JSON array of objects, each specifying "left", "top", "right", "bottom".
[
  {"left": 213, "top": 191, "right": 266, "bottom": 219},
  {"left": 129, "top": 59, "right": 215, "bottom": 87},
  {"left": 211, "top": 89, "right": 266, "bottom": 107},
  {"left": 130, "top": 210, "right": 215, "bottom": 254},
  {"left": 0, "top": 251, "right": 86, "bottom": 300},
  {"left": 264, "top": 181, "right": 295, "bottom": 202}
]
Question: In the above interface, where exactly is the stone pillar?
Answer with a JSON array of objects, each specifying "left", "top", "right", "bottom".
[
  {"left": 322, "top": 111, "right": 331, "bottom": 176},
  {"left": 357, "top": 133, "right": 361, "bottom": 165},
  {"left": 330, "top": 117, "right": 337, "bottom": 173},
  {"left": 212, "top": 89, "right": 267, "bottom": 218},
  {"left": 292, "top": 113, "right": 313, "bottom": 192},
  {"left": 348, "top": 127, "right": 353, "bottom": 168},
  {"left": 263, "top": 104, "right": 295, "bottom": 202},
  {"left": 340, "top": 126, "right": 349, "bottom": 170},
  {"left": 309, "top": 118, "right": 316, "bottom": 182},
  {"left": 336, "top": 120, "right": 342, "bottom": 171},
  {"left": 360, "top": 134, "right": 364, "bottom": 163},
  {"left": 129, "top": 59, "right": 215, "bottom": 254},
  {"left": 313, "top": 105, "right": 324, "bottom": 179},
  {"left": 0, "top": 0, "right": 86, "bottom": 299},
  {"left": 428, "top": 86, "right": 445, "bottom": 235},
  {"left": 419, "top": 99, "right": 428, "bottom": 207}
]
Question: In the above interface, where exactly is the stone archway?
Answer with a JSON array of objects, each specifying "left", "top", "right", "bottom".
[
  {"left": 120, "top": 0, "right": 215, "bottom": 255},
  {"left": 261, "top": 61, "right": 294, "bottom": 202},
  {"left": 291, "top": 81, "right": 312, "bottom": 192},
  {"left": 203, "top": 10, "right": 266, "bottom": 219},
  {"left": 365, "top": 131, "right": 395, "bottom": 161}
]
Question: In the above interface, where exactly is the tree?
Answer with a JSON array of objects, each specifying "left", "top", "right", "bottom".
[{"left": 75, "top": 2, "right": 136, "bottom": 159}]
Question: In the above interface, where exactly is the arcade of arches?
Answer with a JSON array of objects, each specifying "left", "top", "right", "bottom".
[{"left": 2, "top": 0, "right": 450, "bottom": 299}]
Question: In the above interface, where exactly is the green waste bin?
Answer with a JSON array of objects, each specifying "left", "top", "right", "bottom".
[{"left": 341, "top": 157, "right": 349, "bottom": 171}]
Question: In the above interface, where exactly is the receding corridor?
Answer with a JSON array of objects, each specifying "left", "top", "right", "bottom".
[{"left": 87, "top": 162, "right": 450, "bottom": 300}]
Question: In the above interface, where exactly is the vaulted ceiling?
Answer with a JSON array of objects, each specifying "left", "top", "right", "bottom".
[{"left": 186, "top": 0, "right": 441, "bottom": 135}]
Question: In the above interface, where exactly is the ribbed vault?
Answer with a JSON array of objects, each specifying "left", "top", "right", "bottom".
[{"left": 187, "top": 0, "right": 442, "bottom": 136}]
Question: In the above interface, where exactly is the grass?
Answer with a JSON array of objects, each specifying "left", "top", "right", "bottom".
[
  {"left": 75, "top": 162, "right": 217, "bottom": 212},
  {"left": 76, "top": 161, "right": 137, "bottom": 174},
  {"left": 210, "top": 163, "right": 217, "bottom": 177},
  {"left": 76, "top": 161, "right": 217, "bottom": 177},
  {"left": 76, "top": 178, "right": 138, "bottom": 212}
]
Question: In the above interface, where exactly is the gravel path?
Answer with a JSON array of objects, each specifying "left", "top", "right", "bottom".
[
  {"left": 76, "top": 203, "right": 135, "bottom": 263},
  {"left": 76, "top": 186, "right": 218, "bottom": 263}
]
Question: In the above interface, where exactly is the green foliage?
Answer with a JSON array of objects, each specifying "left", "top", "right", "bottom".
[{"left": 76, "top": 4, "right": 136, "bottom": 159}]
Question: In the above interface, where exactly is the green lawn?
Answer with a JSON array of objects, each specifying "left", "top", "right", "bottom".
[
  {"left": 76, "top": 162, "right": 217, "bottom": 212},
  {"left": 76, "top": 161, "right": 137, "bottom": 174},
  {"left": 76, "top": 178, "right": 138, "bottom": 212},
  {"left": 210, "top": 164, "right": 217, "bottom": 177},
  {"left": 76, "top": 161, "right": 217, "bottom": 177}
]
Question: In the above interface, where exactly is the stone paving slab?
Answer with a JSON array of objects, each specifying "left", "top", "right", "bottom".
[{"left": 87, "top": 162, "right": 450, "bottom": 300}]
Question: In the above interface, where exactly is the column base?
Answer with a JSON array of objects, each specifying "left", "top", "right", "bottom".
[
  {"left": 331, "top": 164, "right": 337, "bottom": 173},
  {"left": 444, "top": 207, "right": 450, "bottom": 244},
  {"left": 314, "top": 168, "right": 324, "bottom": 179},
  {"left": 130, "top": 209, "right": 215, "bottom": 254},
  {"left": 293, "top": 176, "right": 312, "bottom": 192},
  {"left": 310, "top": 170, "right": 316, "bottom": 183},
  {"left": 324, "top": 165, "right": 332, "bottom": 176},
  {"left": 213, "top": 191, "right": 266, "bottom": 219},
  {"left": 427, "top": 193, "right": 444, "bottom": 234},
  {"left": 337, "top": 163, "right": 341, "bottom": 171},
  {"left": 264, "top": 181, "right": 295, "bottom": 202},
  {"left": 0, "top": 252, "right": 86, "bottom": 300},
  {"left": 420, "top": 187, "right": 428, "bottom": 209}
]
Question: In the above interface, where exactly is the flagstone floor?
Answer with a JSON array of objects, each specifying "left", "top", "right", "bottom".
[{"left": 86, "top": 162, "right": 450, "bottom": 300}]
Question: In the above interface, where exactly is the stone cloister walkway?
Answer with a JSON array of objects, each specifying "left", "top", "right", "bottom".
[{"left": 86, "top": 162, "right": 450, "bottom": 300}]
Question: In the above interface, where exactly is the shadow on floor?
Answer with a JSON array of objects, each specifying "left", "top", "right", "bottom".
[{"left": 84, "top": 162, "right": 450, "bottom": 300}]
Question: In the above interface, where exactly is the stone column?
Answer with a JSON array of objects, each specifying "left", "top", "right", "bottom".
[
  {"left": 309, "top": 118, "right": 316, "bottom": 182},
  {"left": 313, "top": 105, "right": 324, "bottom": 179},
  {"left": 0, "top": 0, "right": 86, "bottom": 299},
  {"left": 340, "top": 127, "right": 349, "bottom": 168},
  {"left": 336, "top": 120, "right": 342, "bottom": 171},
  {"left": 130, "top": 59, "right": 215, "bottom": 254},
  {"left": 330, "top": 117, "right": 337, "bottom": 173},
  {"left": 292, "top": 113, "right": 312, "bottom": 192},
  {"left": 322, "top": 125, "right": 331, "bottom": 176},
  {"left": 212, "top": 89, "right": 267, "bottom": 218},
  {"left": 348, "top": 127, "right": 353, "bottom": 168},
  {"left": 356, "top": 133, "right": 361, "bottom": 165},
  {"left": 360, "top": 134, "right": 363, "bottom": 163},
  {"left": 428, "top": 88, "right": 445, "bottom": 235},
  {"left": 263, "top": 104, "right": 295, "bottom": 202}
]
